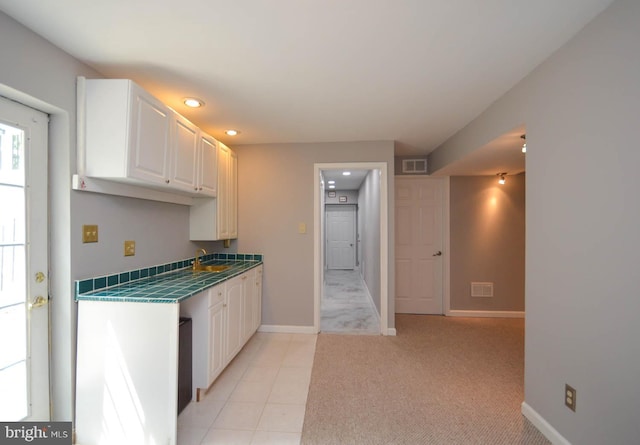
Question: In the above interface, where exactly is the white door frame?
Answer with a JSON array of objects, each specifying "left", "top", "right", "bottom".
[{"left": 314, "top": 162, "right": 389, "bottom": 335}]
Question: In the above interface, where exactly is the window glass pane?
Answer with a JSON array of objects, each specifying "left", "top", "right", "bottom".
[
  {"left": 0, "top": 123, "right": 25, "bottom": 187},
  {"left": 0, "top": 185, "right": 25, "bottom": 245}
]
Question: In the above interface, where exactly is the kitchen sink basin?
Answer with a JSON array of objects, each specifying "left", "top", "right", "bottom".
[{"left": 192, "top": 265, "right": 231, "bottom": 273}]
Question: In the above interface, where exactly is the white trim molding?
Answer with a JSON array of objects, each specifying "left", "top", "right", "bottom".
[
  {"left": 447, "top": 310, "right": 525, "bottom": 318},
  {"left": 386, "top": 328, "right": 397, "bottom": 336},
  {"left": 521, "top": 402, "right": 571, "bottom": 445},
  {"left": 258, "top": 325, "right": 317, "bottom": 335}
]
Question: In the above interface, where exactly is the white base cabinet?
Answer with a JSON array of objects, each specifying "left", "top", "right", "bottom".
[
  {"left": 180, "top": 266, "right": 262, "bottom": 400},
  {"left": 74, "top": 265, "right": 262, "bottom": 444},
  {"left": 76, "top": 301, "right": 180, "bottom": 445}
]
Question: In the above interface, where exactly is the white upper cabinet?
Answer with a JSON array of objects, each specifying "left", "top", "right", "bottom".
[
  {"left": 189, "top": 141, "right": 237, "bottom": 240},
  {"left": 83, "top": 79, "right": 217, "bottom": 197}
]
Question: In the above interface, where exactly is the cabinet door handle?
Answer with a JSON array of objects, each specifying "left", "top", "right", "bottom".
[{"left": 165, "top": 179, "right": 170, "bottom": 184}]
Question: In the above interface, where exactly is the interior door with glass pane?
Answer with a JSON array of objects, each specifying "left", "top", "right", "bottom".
[{"left": 0, "top": 97, "right": 49, "bottom": 421}]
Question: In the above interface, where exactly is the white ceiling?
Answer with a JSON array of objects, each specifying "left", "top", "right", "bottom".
[
  {"left": 322, "top": 169, "right": 369, "bottom": 191},
  {"left": 0, "top": 0, "right": 613, "bottom": 174}
]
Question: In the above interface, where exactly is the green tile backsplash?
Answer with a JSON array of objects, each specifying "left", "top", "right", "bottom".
[{"left": 75, "top": 252, "right": 263, "bottom": 297}]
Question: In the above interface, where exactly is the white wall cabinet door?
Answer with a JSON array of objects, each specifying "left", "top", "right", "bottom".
[
  {"left": 129, "top": 89, "right": 172, "bottom": 185},
  {"left": 198, "top": 133, "right": 218, "bottom": 196},
  {"left": 169, "top": 112, "right": 199, "bottom": 192},
  {"left": 85, "top": 79, "right": 172, "bottom": 185}
]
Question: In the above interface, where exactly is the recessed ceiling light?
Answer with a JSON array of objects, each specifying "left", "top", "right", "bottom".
[
  {"left": 225, "top": 130, "right": 240, "bottom": 136},
  {"left": 342, "top": 171, "right": 351, "bottom": 176},
  {"left": 329, "top": 185, "right": 335, "bottom": 189},
  {"left": 183, "top": 98, "right": 204, "bottom": 108},
  {"left": 328, "top": 180, "right": 335, "bottom": 184}
]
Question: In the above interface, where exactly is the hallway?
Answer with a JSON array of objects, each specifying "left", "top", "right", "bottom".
[{"left": 320, "top": 270, "right": 379, "bottom": 334}]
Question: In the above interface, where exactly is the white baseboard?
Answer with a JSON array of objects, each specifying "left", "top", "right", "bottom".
[
  {"left": 386, "top": 328, "right": 397, "bottom": 336},
  {"left": 447, "top": 310, "right": 525, "bottom": 318},
  {"left": 258, "top": 324, "right": 317, "bottom": 334},
  {"left": 521, "top": 402, "right": 570, "bottom": 445}
]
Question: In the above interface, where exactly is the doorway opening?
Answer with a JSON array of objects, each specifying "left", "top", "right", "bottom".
[{"left": 313, "top": 162, "right": 389, "bottom": 335}]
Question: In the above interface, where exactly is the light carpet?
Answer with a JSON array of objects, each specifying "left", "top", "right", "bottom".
[{"left": 301, "top": 315, "right": 550, "bottom": 444}]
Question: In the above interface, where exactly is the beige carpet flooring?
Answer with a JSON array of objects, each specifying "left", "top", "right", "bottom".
[{"left": 301, "top": 315, "right": 550, "bottom": 445}]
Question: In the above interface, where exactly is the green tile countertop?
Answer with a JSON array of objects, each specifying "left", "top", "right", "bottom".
[{"left": 75, "top": 253, "right": 262, "bottom": 304}]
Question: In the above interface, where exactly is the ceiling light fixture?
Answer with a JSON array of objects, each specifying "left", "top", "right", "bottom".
[
  {"left": 329, "top": 185, "right": 335, "bottom": 189},
  {"left": 328, "top": 180, "right": 335, "bottom": 184},
  {"left": 342, "top": 171, "right": 351, "bottom": 176},
  {"left": 497, "top": 172, "right": 507, "bottom": 185},
  {"left": 183, "top": 97, "right": 204, "bottom": 108},
  {"left": 521, "top": 134, "right": 527, "bottom": 153},
  {"left": 225, "top": 130, "right": 240, "bottom": 136}
]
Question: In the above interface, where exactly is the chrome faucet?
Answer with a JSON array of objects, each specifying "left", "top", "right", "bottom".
[{"left": 193, "top": 248, "right": 207, "bottom": 270}]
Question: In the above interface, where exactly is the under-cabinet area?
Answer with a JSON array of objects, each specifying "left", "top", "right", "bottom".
[{"left": 74, "top": 255, "right": 262, "bottom": 445}]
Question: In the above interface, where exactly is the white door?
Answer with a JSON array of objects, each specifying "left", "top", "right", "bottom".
[
  {"left": 0, "top": 97, "right": 49, "bottom": 420},
  {"left": 395, "top": 177, "right": 444, "bottom": 314},
  {"left": 326, "top": 205, "right": 356, "bottom": 270}
]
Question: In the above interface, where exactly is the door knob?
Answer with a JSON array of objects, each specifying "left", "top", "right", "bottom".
[
  {"left": 29, "top": 295, "right": 47, "bottom": 310},
  {"left": 432, "top": 250, "right": 442, "bottom": 256}
]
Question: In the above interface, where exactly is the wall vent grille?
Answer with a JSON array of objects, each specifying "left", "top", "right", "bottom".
[
  {"left": 471, "top": 282, "right": 494, "bottom": 297},
  {"left": 402, "top": 159, "right": 427, "bottom": 173}
]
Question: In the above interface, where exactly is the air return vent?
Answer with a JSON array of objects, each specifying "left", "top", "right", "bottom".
[
  {"left": 402, "top": 159, "right": 427, "bottom": 173},
  {"left": 471, "top": 282, "right": 494, "bottom": 297}
]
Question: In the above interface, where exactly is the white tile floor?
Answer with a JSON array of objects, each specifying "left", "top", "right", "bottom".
[{"left": 178, "top": 332, "right": 317, "bottom": 445}]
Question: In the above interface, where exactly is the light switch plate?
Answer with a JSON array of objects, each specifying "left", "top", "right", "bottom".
[
  {"left": 82, "top": 225, "right": 98, "bottom": 243},
  {"left": 124, "top": 240, "right": 135, "bottom": 256}
]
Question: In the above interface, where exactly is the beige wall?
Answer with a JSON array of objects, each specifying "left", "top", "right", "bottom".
[
  {"left": 233, "top": 141, "right": 394, "bottom": 328},
  {"left": 429, "top": 0, "right": 640, "bottom": 443},
  {"left": 449, "top": 175, "right": 525, "bottom": 311}
]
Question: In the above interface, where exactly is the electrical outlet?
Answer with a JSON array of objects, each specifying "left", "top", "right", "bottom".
[
  {"left": 124, "top": 240, "right": 135, "bottom": 256},
  {"left": 82, "top": 225, "right": 98, "bottom": 243},
  {"left": 565, "top": 384, "right": 576, "bottom": 412}
]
